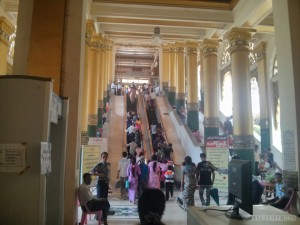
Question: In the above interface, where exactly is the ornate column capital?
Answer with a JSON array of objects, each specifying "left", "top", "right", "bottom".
[
  {"left": 201, "top": 38, "right": 220, "bottom": 55},
  {"left": 86, "top": 19, "right": 96, "bottom": 39},
  {"left": 163, "top": 44, "right": 171, "bottom": 53},
  {"left": 186, "top": 41, "right": 199, "bottom": 55},
  {"left": 0, "top": 17, "right": 14, "bottom": 45},
  {"left": 254, "top": 41, "right": 266, "bottom": 61},
  {"left": 175, "top": 41, "right": 186, "bottom": 53},
  {"left": 224, "top": 27, "right": 255, "bottom": 53}
]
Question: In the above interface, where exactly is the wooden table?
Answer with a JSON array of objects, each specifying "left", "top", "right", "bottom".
[{"left": 187, "top": 205, "right": 299, "bottom": 225}]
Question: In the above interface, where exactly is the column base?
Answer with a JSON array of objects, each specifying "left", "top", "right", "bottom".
[
  {"left": 204, "top": 127, "right": 219, "bottom": 139},
  {"left": 175, "top": 98, "right": 185, "bottom": 114},
  {"left": 232, "top": 135, "right": 255, "bottom": 174},
  {"left": 169, "top": 91, "right": 176, "bottom": 106},
  {"left": 98, "top": 108, "right": 103, "bottom": 128},
  {"left": 87, "top": 125, "right": 97, "bottom": 137},
  {"left": 187, "top": 110, "right": 199, "bottom": 131}
]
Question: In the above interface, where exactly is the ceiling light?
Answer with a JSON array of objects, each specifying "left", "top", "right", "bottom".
[{"left": 152, "top": 27, "right": 163, "bottom": 44}]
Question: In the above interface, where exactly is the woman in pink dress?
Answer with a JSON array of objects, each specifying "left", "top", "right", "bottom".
[
  {"left": 127, "top": 157, "right": 141, "bottom": 203},
  {"left": 148, "top": 154, "right": 162, "bottom": 189}
]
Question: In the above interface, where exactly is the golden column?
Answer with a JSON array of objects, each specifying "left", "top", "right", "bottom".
[
  {"left": 87, "top": 34, "right": 100, "bottom": 137},
  {"left": 0, "top": 17, "right": 14, "bottom": 75},
  {"left": 97, "top": 35, "right": 104, "bottom": 130},
  {"left": 168, "top": 44, "right": 176, "bottom": 106},
  {"left": 107, "top": 41, "right": 113, "bottom": 101},
  {"left": 162, "top": 44, "right": 170, "bottom": 95},
  {"left": 186, "top": 41, "right": 199, "bottom": 131},
  {"left": 201, "top": 39, "right": 220, "bottom": 138},
  {"left": 175, "top": 42, "right": 186, "bottom": 114},
  {"left": 103, "top": 39, "right": 109, "bottom": 106},
  {"left": 81, "top": 20, "right": 95, "bottom": 144},
  {"left": 199, "top": 48, "right": 204, "bottom": 111},
  {"left": 255, "top": 42, "right": 270, "bottom": 152},
  {"left": 225, "top": 27, "right": 255, "bottom": 162},
  {"left": 101, "top": 41, "right": 107, "bottom": 109}
]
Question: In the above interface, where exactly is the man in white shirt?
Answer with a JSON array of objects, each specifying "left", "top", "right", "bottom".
[
  {"left": 78, "top": 173, "right": 110, "bottom": 225},
  {"left": 117, "top": 151, "right": 130, "bottom": 199},
  {"left": 111, "top": 81, "right": 116, "bottom": 95}
]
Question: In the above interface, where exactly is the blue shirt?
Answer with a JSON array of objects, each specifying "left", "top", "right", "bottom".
[{"left": 275, "top": 182, "right": 288, "bottom": 198}]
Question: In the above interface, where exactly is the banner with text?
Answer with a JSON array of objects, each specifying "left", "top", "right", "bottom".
[
  {"left": 81, "top": 145, "right": 101, "bottom": 186},
  {"left": 206, "top": 136, "right": 229, "bottom": 190}
]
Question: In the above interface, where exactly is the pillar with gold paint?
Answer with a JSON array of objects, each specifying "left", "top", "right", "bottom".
[
  {"left": 168, "top": 44, "right": 176, "bottom": 106},
  {"left": 162, "top": 44, "right": 170, "bottom": 97},
  {"left": 225, "top": 27, "right": 255, "bottom": 164},
  {"left": 87, "top": 34, "right": 100, "bottom": 137},
  {"left": 101, "top": 41, "right": 107, "bottom": 111},
  {"left": 81, "top": 20, "right": 94, "bottom": 144},
  {"left": 175, "top": 42, "right": 185, "bottom": 114},
  {"left": 0, "top": 17, "right": 14, "bottom": 75},
  {"left": 97, "top": 35, "right": 104, "bottom": 129},
  {"left": 201, "top": 39, "right": 220, "bottom": 138},
  {"left": 255, "top": 42, "right": 270, "bottom": 152},
  {"left": 186, "top": 41, "right": 199, "bottom": 131},
  {"left": 107, "top": 42, "right": 113, "bottom": 102}
]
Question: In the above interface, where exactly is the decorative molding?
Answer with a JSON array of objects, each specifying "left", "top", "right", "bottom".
[
  {"left": 233, "top": 135, "right": 255, "bottom": 149},
  {"left": 169, "top": 86, "right": 176, "bottom": 92},
  {"left": 0, "top": 17, "right": 14, "bottom": 45},
  {"left": 86, "top": 19, "right": 96, "bottom": 39},
  {"left": 88, "top": 114, "right": 98, "bottom": 126},
  {"left": 203, "top": 117, "right": 219, "bottom": 127},
  {"left": 98, "top": 99, "right": 104, "bottom": 108},
  {"left": 187, "top": 102, "right": 199, "bottom": 111},
  {"left": 224, "top": 27, "right": 256, "bottom": 43},
  {"left": 186, "top": 41, "right": 199, "bottom": 55},
  {"left": 201, "top": 38, "right": 220, "bottom": 55},
  {"left": 176, "top": 93, "right": 185, "bottom": 100}
]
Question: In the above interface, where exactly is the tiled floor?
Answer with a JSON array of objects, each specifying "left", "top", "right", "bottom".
[{"left": 78, "top": 188, "right": 230, "bottom": 225}]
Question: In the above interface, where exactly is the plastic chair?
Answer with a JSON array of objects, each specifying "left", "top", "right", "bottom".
[
  {"left": 78, "top": 190, "right": 102, "bottom": 225},
  {"left": 283, "top": 187, "right": 295, "bottom": 213}
]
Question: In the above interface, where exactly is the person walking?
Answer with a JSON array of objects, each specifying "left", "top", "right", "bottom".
[
  {"left": 137, "top": 157, "right": 149, "bottom": 198},
  {"left": 148, "top": 154, "right": 162, "bottom": 189},
  {"left": 117, "top": 151, "right": 130, "bottom": 200},
  {"left": 196, "top": 153, "right": 217, "bottom": 206},
  {"left": 127, "top": 157, "right": 141, "bottom": 204},
  {"left": 181, "top": 156, "right": 197, "bottom": 210},
  {"left": 164, "top": 164, "right": 175, "bottom": 201}
]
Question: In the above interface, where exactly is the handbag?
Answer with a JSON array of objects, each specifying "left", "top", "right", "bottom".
[{"left": 125, "top": 180, "right": 130, "bottom": 189}]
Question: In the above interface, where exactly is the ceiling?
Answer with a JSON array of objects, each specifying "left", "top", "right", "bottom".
[{"left": 1, "top": 0, "right": 274, "bottom": 81}]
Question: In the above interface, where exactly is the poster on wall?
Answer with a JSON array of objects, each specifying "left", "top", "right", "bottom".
[
  {"left": 41, "top": 142, "right": 52, "bottom": 175},
  {"left": 81, "top": 145, "right": 101, "bottom": 186},
  {"left": 0, "top": 143, "right": 27, "bottom": 173},
  {"left": 206, "top": 136, "right": 229, "bottom": 191},
  {"left": 88, "top": 137, "right": 108, "bottom": 153}
]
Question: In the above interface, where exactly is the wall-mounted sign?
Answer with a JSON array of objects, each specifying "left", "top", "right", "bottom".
[
  {"left": 41, "top": 142, "right": 51, "bottom": 175},
  {"left": 0, "top": 143, "right": 27, "bottom": 173}
]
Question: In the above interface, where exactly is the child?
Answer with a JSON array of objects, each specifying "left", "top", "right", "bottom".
[{"left": 164, "top": 165, "right": 175, "bottom": 201}]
